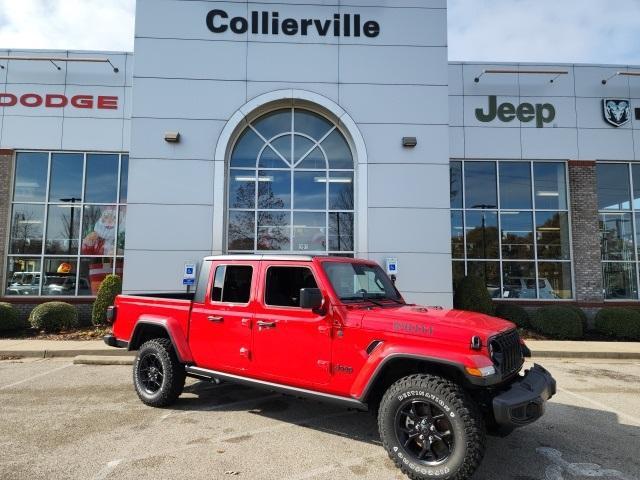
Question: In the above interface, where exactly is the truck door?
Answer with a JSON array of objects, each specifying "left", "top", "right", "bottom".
[
  {"left": 252, "top": 263, "right": 332, "bottom": 387},
  {"left": 189, "top": 261, "right": 256, "bottom": 372}
]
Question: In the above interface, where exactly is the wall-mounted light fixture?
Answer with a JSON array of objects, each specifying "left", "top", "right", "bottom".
[
  {"left": 164, "top": 132, "right": 181, "bottom": 143},
  {"left": 402, "top": 137, "right": 417, "bottom": 148}
]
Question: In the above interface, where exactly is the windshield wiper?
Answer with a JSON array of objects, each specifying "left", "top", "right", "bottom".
[{"left": 341, "top": 293, "right": 386, "bottom": 307}]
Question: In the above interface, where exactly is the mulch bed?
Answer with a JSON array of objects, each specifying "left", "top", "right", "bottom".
[{"left": 2, "top": 327, "right": 111, "bottom": 341}]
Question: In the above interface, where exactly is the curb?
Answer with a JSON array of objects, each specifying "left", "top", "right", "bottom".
[
  {"left": 0, "top": 349, "right": 133, "bottom": 359},
  {"left": 73, "top": 355, "right": 134, "bottom": 365}
]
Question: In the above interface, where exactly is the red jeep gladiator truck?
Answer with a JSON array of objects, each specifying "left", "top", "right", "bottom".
[{"left": 104, "top": 255, "right": 555, "bottom": 480}]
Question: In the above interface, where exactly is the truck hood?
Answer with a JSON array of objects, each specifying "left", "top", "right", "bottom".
[{"left": 359, "top": 305, "right": 515, "bottom": 345}]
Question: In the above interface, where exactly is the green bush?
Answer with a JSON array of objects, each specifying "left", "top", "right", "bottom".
[
  {"left": 494, "top": 303, "right": 530, "bottom": 328},
  {"left": 91, "top": 275, "right": 122, "bottom": 327},
  {"left": 29, "top": 302, "right": 78, "bottom": 333},
  {"left": 0, "top": 302, "right": 25, "bottom": 332},
  {"left": 453, "top": 276, "right": 495, "bottom": 316},
  {"left": 564, "top": 305, "right": 588, "bottom": 330},
  {"left": 595, "top": 308, "right": 640, "bottom": 340},
  {"left": 530, "top": 306, "right": 583, "bottom": 339}
]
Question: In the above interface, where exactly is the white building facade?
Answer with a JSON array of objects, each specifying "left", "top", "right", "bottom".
[{"left": 1, "top": 0, "right": 640, "bottom": 313}]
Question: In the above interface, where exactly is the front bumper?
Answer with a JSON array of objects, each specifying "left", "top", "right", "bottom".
[{"left": 492, "top": 364, "right": 556, "bottom": 428}]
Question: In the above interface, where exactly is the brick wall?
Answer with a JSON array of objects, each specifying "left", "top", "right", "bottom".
[
  {"left": 568, "top": 161, "right": 604, "bottom": 302},
  {"left": 0, "top": 150, "right": 13, "bottom": 291}
]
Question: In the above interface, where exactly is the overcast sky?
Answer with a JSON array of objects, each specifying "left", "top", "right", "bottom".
[{"left": 0, "top": 0, "right": 638, "bottom": 65}]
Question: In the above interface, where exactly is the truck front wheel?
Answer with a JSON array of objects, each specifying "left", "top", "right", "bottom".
[
  {"left": 133, "top": 338, "right": 186, "bottom": 407},
  {"left": 378, "top": 374, "right": 485, "bottom": 480}
]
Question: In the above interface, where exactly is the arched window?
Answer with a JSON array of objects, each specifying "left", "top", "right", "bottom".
[{"left": 227, "top": 108, "right": 355, "bottom": 255}]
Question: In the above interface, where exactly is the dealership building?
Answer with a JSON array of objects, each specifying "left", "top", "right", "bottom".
[{"left": 1, "top": 0, "right": 640, "bottom": 316}]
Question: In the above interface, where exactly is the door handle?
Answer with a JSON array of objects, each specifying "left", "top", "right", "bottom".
[
  {"left": 207, "top": 315, "right": 224, "bottom": 323},
  {"left": 257, "top": 320, "right": 276, "bottom": 330}
]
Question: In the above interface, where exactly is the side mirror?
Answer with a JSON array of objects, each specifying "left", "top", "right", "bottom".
[{"left": 300, "top": 288, "right": 323, "bottom": 310}]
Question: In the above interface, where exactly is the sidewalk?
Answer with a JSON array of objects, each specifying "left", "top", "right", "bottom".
[{"left": 1, "top": 339, "right": 640, "bottom": 360}]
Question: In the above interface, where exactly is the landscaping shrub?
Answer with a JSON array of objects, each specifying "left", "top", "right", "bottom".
[
  {"left": 453, "top": 276, "right": 494, "bottom": 316},
  {"left": 595, "top": 308, "right": 640, "bottom": 340},
  {"left": 29, "top": 302, "right": 78, "bottom": 333},
  {"left": 0, "top": 302, "right": 24, "bottom": 332},
  {"left": 564, "top": 305, "right": 588, "bottom": 330},
  {"left": 494, "top": 303, "right": 530, "bottom": 328},
  {"left": 530, "top": 306, "right": 583, "bottom": 339},
  {"left": 92, "top": 275, "right": 122, "bottom": 327}
]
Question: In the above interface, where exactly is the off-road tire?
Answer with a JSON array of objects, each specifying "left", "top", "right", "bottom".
[
  {"left": 133, "top": 338, "right": 185, "bottom": 407},
  {"left": 378, "top": 374, "right": 485, "bottom": 480}
]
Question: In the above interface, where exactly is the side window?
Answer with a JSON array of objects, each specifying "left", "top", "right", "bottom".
[
  {"left": 211, "top": 265, "right": 253, "bottom": 304},
  {"left": 265, "top": 266, "right": 318, "bottom": 308}
]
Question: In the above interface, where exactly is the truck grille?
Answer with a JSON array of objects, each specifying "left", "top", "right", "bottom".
[{"left": 489, "top": 329, "right": 524, "bottom": 377}]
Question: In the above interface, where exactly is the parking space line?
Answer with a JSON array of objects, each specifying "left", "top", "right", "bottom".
[
  {"left": 557, "top": 386, "right": 640, "bottom": 427},
  {"left": 92, "top": 459, "right": 122, "bottom": 480},
  {"left": 0, "top": 363, "right": 72, "bottom": 390}
]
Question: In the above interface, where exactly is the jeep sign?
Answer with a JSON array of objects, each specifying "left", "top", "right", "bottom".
[{"left": 475, "top": 96, "right": 555, "bottom": 128}]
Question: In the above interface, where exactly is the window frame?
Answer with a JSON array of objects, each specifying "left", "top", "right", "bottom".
[
  {"left": 4, "top": 150, "right": 128, "bottom": 298},
  {"left": 263, "top": 265, "right": 319, "bottom": 310},
  {"left": 451, "top": 159, "right": 575, "bottom": 301}
]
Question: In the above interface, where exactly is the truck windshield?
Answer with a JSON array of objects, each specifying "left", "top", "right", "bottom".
[{"left": 322, "top": 262, "right": 403, "bottom": 303}]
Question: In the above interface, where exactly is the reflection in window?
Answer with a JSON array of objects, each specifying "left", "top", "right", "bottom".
[
  {"left": 597, "top": 164, "right": 631, "bottom": 211},
  {"left": 451, "top": 160, "right": 571, "bottom": 300},
  {"left": 6, "top": 152, "right": 128, "bottom": 296},
  {"left": 227, "top": 108, "right": 355, "bottom": 255}
]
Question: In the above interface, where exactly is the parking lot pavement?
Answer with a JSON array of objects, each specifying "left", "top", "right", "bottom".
[{"left": 1, "top": 358, "right": 639, "bottom": 480}]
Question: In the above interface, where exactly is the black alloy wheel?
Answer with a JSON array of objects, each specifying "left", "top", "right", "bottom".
[{"left": 138, "top": 352, "right": 165, "bottom": 395}]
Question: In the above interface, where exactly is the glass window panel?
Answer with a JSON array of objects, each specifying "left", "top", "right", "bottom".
[
  {"left": 536, "top": 211, "right": 570, "bottom": 260},
  {"left": 464, "top": 162, "right": 497, "bottom": 209},
  {"left": 329, "top": 212, "right": 354, "bottom": 251},
  {"left": 117, "top": 206, "right": 126, "bottom": 256},
  {"left": 501, "top": 211, "right": 534, "bottom": 259},
  {"left": 294, "top": 110, "right": 332, "bottom": 141},
  {"left": 258, "top": 145, "right": 288, "bottom": 169},
  {"left": 294, "top": 135, "right": 315, "bottom": 163},
  {"left": 5, "top": 257, "right": 41, "bottom": 296},
  {"left": 501, "top": 262, "right": 537, "bottom": 299},
  {"left": 222, "top": 266, "right": 253, "bottom": 303},
  {"left": 321, "top": 130, "right": 353, "bottom": 169},
  {"left": 85, "top": 154, "right": 118, "bottom": 203},
  {"left": 229, "top": 169, "right": 256, "bottom": 209},
  {"left": 231, "top": 129, "right": 264, "bottom": 168},
  {"left": 597, "top": 163, "right": 631, "bottom": 211},
  {"left": 10, "top": 204, "right": 45, "bottom": 254},
  {"left": 211, "top": 266, "right": 226, "bottom": 302},
  {"left": 79, "top": 257, "right": 113, "bottom": 296},
  {"left": 500, "top": 162, "right": 532, "bottom": 209},
  {"left": 294, "top": 171, "right": 326, "bottom": 210},
  {"left": 298, "top": 147, "right": 326, "bottom": 170},
  {"left": 81, "top": 205, "right": 117, "bottom": 256},
  {"left": 451, "top": 211, "right": 464, "bottom": 259},
  {"left": 465, "top": 210, "right": 499, "bottom": 259},
  {"left": 467, "top": 261, "right": 501, "bottom": 298},
  {"left": 49, "top": 153, "right": 83, "bottom": 203},
  {"left": 119, "top": 155, "right": 129, "bottom": 203},
  {"left": 293, "top": 212, "right": 326, "bottom": 252},
  {"left": 534, "top": 163, "right": 567, "bottom": 210},
  {"left": 253, "top": 110, "right": 292, "bottom": 140},
  {"left": 329, "top": 172, "right": 354, "bottom": 210},
  {"left": 42, "top": 258, "right": 78, "bottom": 296},
  {"left": 450, "top": 161, "right": 463, "bottom": 209},
  {"left": 602, "top": 262, "right": 638, "bottom": 299},
  {"left": 538, "top": 262, "right": 572, "bottom": 300},
  {"left": 633, "top": 164, "right": 640, "bottom": 209},
  {"left": 228, "top": 211, "right": 255, "bottom": 251},
  {"left": 258, "top": 170, "right": 290, "bottom": 209},
  {"left": 271, "top": 135, "right": 292, "bottom": 164},
  {"left": 257, "top": 211, "right": 290, "bottom": 251},
  {"left": 13, "top": 152, "right": 48, "bottom": 202},
  {"left": 600, "top": 212, "right": 634, "bottom": 261},
  {"left": 452, "top": 261, "right": 465, "bottom": 293},
  {"left": 45, "top": 205, "right": 81, "bottom": 255}
]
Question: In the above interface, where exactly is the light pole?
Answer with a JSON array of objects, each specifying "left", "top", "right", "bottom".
[
  {"left": 60, "top": 197, "right": 81, "bottom": 255},
  {"left": 471, "top": 204, "right": 497, "bottom": 289}
]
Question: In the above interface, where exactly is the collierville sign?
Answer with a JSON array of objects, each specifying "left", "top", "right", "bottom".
[
  {"left": 206, "top": 10, "right": 380, "bottom": 38},
  {"left": 475, "top": 96, "right": 556, "bottom": 128},
  {"left": 0, "top": 92, "right": 118, "bottom": 110}
]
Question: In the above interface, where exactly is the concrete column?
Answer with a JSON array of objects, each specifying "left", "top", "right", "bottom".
[
  {"left": 568, "top": 160, "right": 603, "bottom": 302},
  {"left": 0, "top": 149, "right": 14, "bottom": 291}
]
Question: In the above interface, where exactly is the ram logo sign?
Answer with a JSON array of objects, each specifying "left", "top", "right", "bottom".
[{"left": 603, "top": 99, "right": 630, "bottom": 127}]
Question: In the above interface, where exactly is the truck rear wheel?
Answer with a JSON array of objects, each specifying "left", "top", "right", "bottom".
[
  {"left": 133, "top": 338, "right": 185, "bottom": 407},
  {"left": 378, "top": 374, "right": 485, "bottom": 480}
]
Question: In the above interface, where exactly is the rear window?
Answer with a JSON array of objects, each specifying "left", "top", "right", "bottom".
[
  {"left": 211, "top": 265, "right": 253, "bottom": 304},
  {"left": 265, "top": 266, "right": 318, "bottom": 308}
]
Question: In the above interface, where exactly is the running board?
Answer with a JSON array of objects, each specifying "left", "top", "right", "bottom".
[{"left": 185, "top": 366, "right": 368, "bottom": 411}]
